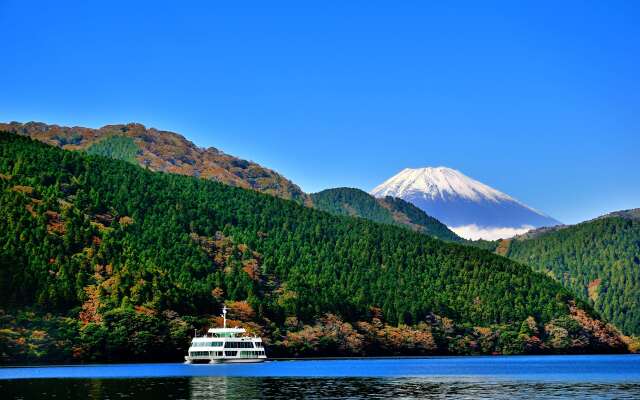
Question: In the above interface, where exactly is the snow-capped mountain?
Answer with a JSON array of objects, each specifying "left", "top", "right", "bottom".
[{"left": 371, "top": 167, "right": 561, "bottom": 240}]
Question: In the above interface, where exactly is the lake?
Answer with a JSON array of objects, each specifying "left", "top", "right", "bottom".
[{"left": 1, "top": 355, "right": 639, "bottom": 399}]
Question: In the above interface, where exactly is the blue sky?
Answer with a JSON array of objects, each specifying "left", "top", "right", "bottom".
[{"left": 1, "top": 1, "right": 638, "bottom": 224}]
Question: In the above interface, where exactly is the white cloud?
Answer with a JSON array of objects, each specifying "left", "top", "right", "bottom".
[{"left": 449, "top": 224, "right": 535, "bottom": 241}]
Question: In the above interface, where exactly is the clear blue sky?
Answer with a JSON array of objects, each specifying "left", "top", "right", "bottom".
[{"left": 1, "top": 1, "right": 638, "bottom": 224}]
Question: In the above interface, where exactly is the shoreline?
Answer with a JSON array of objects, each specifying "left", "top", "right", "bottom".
[{"left": 2, "top": 352, "right": 638, "bottom": 369}]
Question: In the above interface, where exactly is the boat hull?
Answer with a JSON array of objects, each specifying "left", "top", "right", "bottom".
[
  {"left": 185, "top": 356, "right": 267, "bottom": 364},
  {"left": 212, "top": 358, "right": 266, "bottom": 364}
]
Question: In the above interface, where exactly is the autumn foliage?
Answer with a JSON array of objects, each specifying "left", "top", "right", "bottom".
[{"left": 0, "top": 132, "right": 631, "bottom": 364}]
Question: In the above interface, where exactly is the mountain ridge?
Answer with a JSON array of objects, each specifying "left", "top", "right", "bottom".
[
  {"left": 0, "top": 121, "right": 309, "bottom": 204},
  {"left": 596, "top": 208, "right": 640, "bottom": 222},
  {"left": 3, "top": 121, "right": 474, "bottom": 239}
]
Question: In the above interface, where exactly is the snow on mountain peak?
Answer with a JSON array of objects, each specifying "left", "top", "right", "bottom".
[
  {"left": 369, "top": 166, "right": 560, "bottom": 239},
  {"left": 371, "top": 166, "right": 515, "bottom": 204}
]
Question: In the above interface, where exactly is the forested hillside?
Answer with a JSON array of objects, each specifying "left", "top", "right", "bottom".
[
  {"left": 0, "top": 133, "right": 627, "bottom": 363},
  {"left": 506, "top": 215, "right": 640, "bottom": 336},
  {"left": 311, "top": 188, "right": 461, "bottom": 242},
  {"left": 0, "top": 121, "right": 308, "bottom": 203}
]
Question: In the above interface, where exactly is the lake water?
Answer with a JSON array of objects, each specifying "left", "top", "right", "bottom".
[{"left": 1, "top": 355, "right": 639, "bottom": 399}]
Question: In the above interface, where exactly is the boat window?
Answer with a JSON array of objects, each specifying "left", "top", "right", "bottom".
[
  {"left": 192, "top": 341, "right": 224, "bottom": 347},
  {"left": 224, "top": 351, "right": 237, "bottom": 357},
  {"left": 224, "top": 341, "right": 254, "bottom": 348}
]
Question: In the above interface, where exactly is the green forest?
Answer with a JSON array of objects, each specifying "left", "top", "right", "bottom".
[
  {"left": 507, "top": 218, "right": 640, "bottom": 336},
  {"left": 312, "top": 188, "right": 397, "bottom": 225},
  {"left": 85, "top": 135, "right": 141, "bottom": 165},
  {"left": 0, "top": 133, "right": 628, "bottom": 363},
  {"left": 311, "top": 187, "right": 461, "bottom": 242}
]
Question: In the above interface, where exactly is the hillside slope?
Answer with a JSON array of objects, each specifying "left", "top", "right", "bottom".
[
  {"left": 506, "top": 213, "right": 640, "bottom": 336},
  {"left": 0, "top": 133, "right": 626, "bottom": 363},
  {"left": 311, "top": 187, "right": 462, "bottom": 242},
  {"left": 0, "top": 121, "right": 308, "bottom": 203}
]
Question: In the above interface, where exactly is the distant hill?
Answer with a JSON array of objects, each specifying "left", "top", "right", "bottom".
[
  {"left": 596, "top": 208, "right": 640, "bottom": 221},
  {"left": 505, "top": 212, "right": 640, "bottom": 336},
  {"left": 1, "top": 122, "right": 472, "bottom": 243},
  {"left": 0, "top": 121, "right": 308, "bottom": 204},
  {"left": 371, "top": 167, "right": 560, "bottom": 240},
  {"left": 0, "top": 132, "right": 626, "bottom": 363},
  {"left": 311, "top": 187, "right": 462, "bottom": 242}
]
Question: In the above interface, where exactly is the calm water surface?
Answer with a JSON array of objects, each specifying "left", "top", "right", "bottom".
[{"left": 1, "top": 355, "right": 639, "bottom": 399}]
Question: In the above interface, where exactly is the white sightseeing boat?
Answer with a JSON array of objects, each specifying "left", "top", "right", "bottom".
[{"left": 185, "top": 306, "right": 267, "bottom": 364}]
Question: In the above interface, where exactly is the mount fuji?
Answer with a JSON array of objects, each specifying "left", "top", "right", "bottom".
[{"left": 370, "top": 167, "right": 561, "bottom": 240}]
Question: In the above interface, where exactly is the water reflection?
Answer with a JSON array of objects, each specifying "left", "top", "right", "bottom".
[
  {"left": 189, "top": 376, "right": 262, "bottom": 399},
  {"left": 188, "top": 377, "right": 640, "bottom": 399},
  {"left": 2, "top": 377, "right": 640, "bottom": 399}
]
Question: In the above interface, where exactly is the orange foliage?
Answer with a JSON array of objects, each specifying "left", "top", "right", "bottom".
[
  {"left": 569, "top": 303, "right": 626, "bottom": 350},
  {"left": 31, "top": 330, "right": 47, "bottom": 340},
  {"left": 11, "top": 185, "right": 34, "bottom": 195},
  {"left": 284, "top": 314, "right": 364, "bottom": 355},
  {"left": 284, "top": 314, "right": 438, "bottom": 356},
  {"left": 588, "top": 278, "right": 601, "bottom": 302},
  {"left": 44, "top": 210, "right": 65, "bottom": 235},
  {"left": 79, "top": 285, "right": 102, "bottom": 325},
  {"left": 211, "top": 287, "right": 224, "bottom": 300},
  {"left": 224, "top": 301, "right": 255, "bottom": 321},
  {"left": 25, "top": 204, "right": 37, "bottom": 217},
  {"left": 626, "top": 336, "right": 640, "bottom": 353},
  {"left": 242, "top": 259, "right": 260, "bottom": 280},
  {"left": 495, "top": 239, "right": 512, "bottom": 256},
  {"left": 0, "top": 121, "right": 308, "bottom": 202},
  {"left": 134, "top": 305, "right": 157, "bottom": 316},
  {"left": 118, "top": 216, "right": 134, "bottom": 226}
]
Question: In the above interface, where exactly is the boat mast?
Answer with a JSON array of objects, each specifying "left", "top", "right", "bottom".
[{"left": 222, "top": 305, "right": 227, "bottom": 329}]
